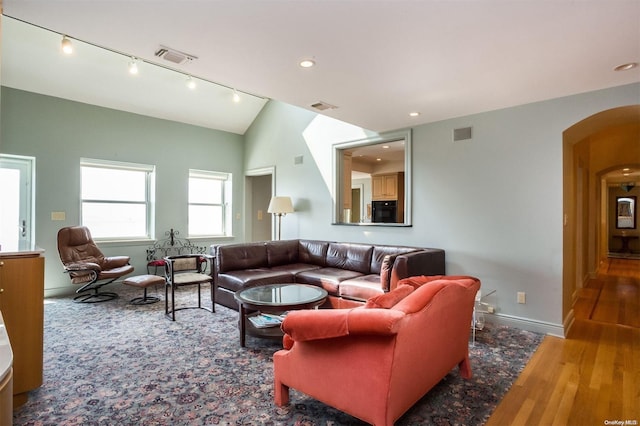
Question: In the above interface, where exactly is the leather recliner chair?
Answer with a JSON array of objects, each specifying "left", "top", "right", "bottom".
[{"left": 57, "top": 226, "right": 134, "bottom": 303}]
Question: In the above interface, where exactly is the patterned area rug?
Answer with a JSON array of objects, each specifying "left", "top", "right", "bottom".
[{"left": 14, "top": 285, "right": 543, "bottom": 425}]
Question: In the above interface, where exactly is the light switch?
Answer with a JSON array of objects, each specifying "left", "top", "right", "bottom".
[
  {"left": 257, "top": 210, "right": 263, "bottom": 220},
  {"left": 51, "top": 211, "right": 66, "bottom": 221}
]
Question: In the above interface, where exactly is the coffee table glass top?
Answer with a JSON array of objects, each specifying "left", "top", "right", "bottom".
[{"left": 236, "top": 284, "right": 327, "bottom": 307}]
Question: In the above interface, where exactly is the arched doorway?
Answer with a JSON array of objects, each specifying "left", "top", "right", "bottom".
[{"left": 562, "top": 105, "right": 640, "bottom": 334}]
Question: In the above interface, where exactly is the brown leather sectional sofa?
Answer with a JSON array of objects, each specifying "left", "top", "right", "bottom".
[{"left": 210, "top": 239, "right": 445, "bottom": 310}]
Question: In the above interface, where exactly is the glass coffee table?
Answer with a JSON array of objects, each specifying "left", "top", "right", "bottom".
[{"left": 234, "top": 283, "right": 328, "bottom": 347}]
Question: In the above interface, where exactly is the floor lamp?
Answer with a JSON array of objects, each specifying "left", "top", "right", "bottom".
[{"left": 268, "top": 196, "right": 294, "bottom": 240}]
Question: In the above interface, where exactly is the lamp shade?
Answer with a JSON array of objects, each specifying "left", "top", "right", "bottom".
[{"left": 267, "top": 196, "right": 294, "bottom": 214}]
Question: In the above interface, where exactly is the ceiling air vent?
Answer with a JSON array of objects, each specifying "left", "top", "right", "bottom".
[
  {"left": 453, "top": 127, "right": 472, "bottom": 142},
  {"left": 311, "top": 101, "right": 338, "bottom": 111},
  {"left": 154, "top": 45, "right": 198, "bottom": 65}
]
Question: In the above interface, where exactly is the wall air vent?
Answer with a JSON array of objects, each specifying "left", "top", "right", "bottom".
[
  {"left": 310, "top": 101, "right": 338, "bottom": 111},
  {"left": 154, "top": 45, "right": 198, "bottom": 65},
  {"left": 453, "top": 126, "right": 472, "bottom": 141}
]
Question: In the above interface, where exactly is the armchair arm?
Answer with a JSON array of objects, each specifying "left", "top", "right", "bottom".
[
  {"left": 281, "top": 308, "right": 405, "bottom": 344},
  {"left": 65, "top": 262, "right": 101, "bottom": 272},
  {"left": 102, "top": 256, "right": 131, "bottom": 269}
]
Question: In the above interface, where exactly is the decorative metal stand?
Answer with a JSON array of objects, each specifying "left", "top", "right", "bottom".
[{"left": 146, "top": 229, "right": 207, "bottom": 274}]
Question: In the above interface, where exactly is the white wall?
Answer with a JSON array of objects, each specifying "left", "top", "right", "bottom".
[
  {"left": 1, "top": 87, "right": 246, "bottom": 296},
  {"left": 245, "top": 83, "right": 640, "bottom": 334}
]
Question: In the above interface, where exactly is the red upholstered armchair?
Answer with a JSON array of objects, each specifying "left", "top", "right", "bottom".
[{"left": 273, "top": 276, "right": 480, "bottom": 426}]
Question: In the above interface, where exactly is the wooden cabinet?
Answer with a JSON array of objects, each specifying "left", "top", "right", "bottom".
[
  {"left": 0, "top": 253, "right": 44, "bottom": 408},
  {"left": 372, "top": 172, "right": 404, "bottom": 201}
]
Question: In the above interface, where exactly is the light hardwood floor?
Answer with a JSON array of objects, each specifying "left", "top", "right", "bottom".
[{"left": 486, "top": 258, "right": 640, "bottom": 426}]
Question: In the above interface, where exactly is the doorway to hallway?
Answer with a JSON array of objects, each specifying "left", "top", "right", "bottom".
[{"left": 246, "top": 170, "right": 273, "bottom": 242}]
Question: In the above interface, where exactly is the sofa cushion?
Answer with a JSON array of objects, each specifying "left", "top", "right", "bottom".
[
  {"left": 295, "top": 268, "right": 364, "bottom": 295},
  {"left": 339, "top": 275, "right": 385, "bottom": 301},
  {"left": 326, "top": 243, "right": 373, "bottom": 275},
  {"left": 216, "top": 242, "right": 268, "bottom": 272},
  {"left": 266, "top": 240, "right": 300, "bottom": 267},
  {"left": 299, "top": 240, "right": 329, "bottom": 266},
  {"left": 269, "top": 263, "right": 321, "bottom": 275},
  {"left": 217, "top": 269, "right": 294, "bottom": 292},
  {"left": 364, "top": 284, "right": 415, "bottom": 309}
]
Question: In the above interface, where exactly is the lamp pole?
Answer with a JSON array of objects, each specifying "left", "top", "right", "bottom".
[{"left": 276, "top": 213, "right": 284, "bottom": 240}]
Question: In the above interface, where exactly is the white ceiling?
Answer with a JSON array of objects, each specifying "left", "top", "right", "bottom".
[{"left": 2, "top": 0, "right": 639, "bottom": 135}]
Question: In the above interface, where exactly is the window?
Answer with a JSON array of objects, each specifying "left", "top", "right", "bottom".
[
  {"left": 188, "top": 169, "right": 232, "bottom": 237},
  {"left": 81, "top": 159, "right": 155, "bottom": 239}
]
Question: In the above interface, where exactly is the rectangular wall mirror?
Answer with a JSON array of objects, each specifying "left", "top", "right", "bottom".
[
  {"left": 616, "top": 196, "right": 636, "bottom": 229},
  {"left": 333, "top": 129, "right": 412, "bottom": 226}
]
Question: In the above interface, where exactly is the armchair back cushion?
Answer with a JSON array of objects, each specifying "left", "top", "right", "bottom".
[{"left": 58, "top": 226, "right": 105, "bottom": 267}]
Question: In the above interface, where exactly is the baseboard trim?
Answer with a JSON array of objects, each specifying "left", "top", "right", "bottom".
[{"left": 485, "top": 312, "right": 565, "bottom": 338}]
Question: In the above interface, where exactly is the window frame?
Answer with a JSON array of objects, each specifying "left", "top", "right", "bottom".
[
  {"left": 80, "top": 158, "right": 155, "bottom": 241},
  {"left": 188, "top": 169, "right": 232, "bottom": 238}
]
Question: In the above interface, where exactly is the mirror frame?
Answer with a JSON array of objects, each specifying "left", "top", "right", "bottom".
[
  {"left": 616, "top": 195, "right": 637, "bottom": 229},
  {"left": 332, "top": 129, "right": 412, "bottom": 226}
]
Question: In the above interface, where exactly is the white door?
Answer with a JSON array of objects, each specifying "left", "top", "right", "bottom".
[{"left": 0, "top": 155, "right": 34, "bottom": 251}]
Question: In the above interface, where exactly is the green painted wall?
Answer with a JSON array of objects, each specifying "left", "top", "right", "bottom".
[{"left": 1, "top": 87, "right": 245, "bottom": 296}]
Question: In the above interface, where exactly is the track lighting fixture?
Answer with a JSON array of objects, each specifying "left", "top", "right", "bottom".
[
  {"left": 128, "top": 57, "right": 139, "bottom": 75},
  {"left": 61, "top": 36, "right": 73, "bottom": 54},
  {"left": 51, "top": 28, "right": 262, "bottom": 104},
  {"left": 186, "top": 75, "right": 196, "bottom": 90}
]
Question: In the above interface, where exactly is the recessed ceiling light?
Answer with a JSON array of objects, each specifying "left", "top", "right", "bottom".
[
  {"left": 382, "top": 145, "right": 390, "bottom": 149},
  {"left": 409, "top": 112, "right": 420, "bottom": 117},
  {"left": 299, "top": 59, "right": 315, "bottom": 68},
  {"left": 614, "top": 62, "right": 638, "bottom": 71},
  {"left": 623, "top": 168, "right": 631, "bottom": 171},
  {"left": 233, "top": 89, "right": 241, "bottom": 103}
]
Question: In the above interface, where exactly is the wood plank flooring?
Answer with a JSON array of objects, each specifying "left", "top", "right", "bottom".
[{"left": 486, "top": 258, "right": 640, "bottom": 426}]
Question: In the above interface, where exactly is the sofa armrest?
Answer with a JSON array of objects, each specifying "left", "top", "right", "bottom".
[
  {"left": 390, "top": 249, "right": 445, "bottom": 290},
  {"left": 281, "top": 308, "right": 404, "bottom": 344}
]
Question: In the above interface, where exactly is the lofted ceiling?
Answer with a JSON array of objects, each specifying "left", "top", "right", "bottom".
[{"left": 1, "top": 0, "right": 639, "bottom": 135}]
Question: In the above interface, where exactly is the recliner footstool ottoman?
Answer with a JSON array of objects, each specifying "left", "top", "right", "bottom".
[{"left": 123, "top": 274, "right": 165, "bottom": 305}]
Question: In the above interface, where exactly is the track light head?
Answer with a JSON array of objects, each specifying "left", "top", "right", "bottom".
[
  {"left": 61, "top": 36, "right": 73, "bottom": 54},
  {"left": 186, "top": 76, "right": 196, "bottom": 90},
  {"left": 128, "top": 57, "right": 139, "bottom": 75}
]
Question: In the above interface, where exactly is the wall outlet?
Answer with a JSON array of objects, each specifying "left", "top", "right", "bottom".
[
  {"left": 487, "top": 305, "right": 495, "bottom": 314},
  {"left": 517, "top": 292, "right": 526, "bottom": 304}
]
